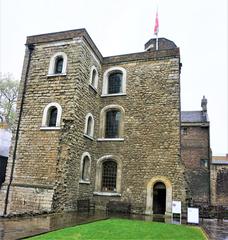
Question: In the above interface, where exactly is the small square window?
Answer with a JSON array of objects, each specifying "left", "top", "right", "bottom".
[
  {"left": 200, "top": 159, "right": 208, "bottom": 168},
  {"left": 181, "top": 127, "right": 188, "bottom": 135}
]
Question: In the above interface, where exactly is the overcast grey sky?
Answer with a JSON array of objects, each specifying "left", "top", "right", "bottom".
[{"left": 0, "top": 0, "right": 227, "bottom": 155}]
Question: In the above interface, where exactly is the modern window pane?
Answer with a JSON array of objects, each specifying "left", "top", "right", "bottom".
[
  {"left": 48, "top": 107, "right": 57, "bottom": 127},
  {"left": 105, "top": 110, "right": 120, "bottom": 138},
  {"left": 108, "top": 72, "right": 122, "bottom": 94},
  {"left": 55, "top": 57, "right": 63, "bottom": 74},
  {"left": 102, "top": 161, "right": 117, "bottom": 191}
]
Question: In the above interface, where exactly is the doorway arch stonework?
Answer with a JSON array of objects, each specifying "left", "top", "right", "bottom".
[{"left": 145, "top": 176, "right": 172, "bottom": 215}]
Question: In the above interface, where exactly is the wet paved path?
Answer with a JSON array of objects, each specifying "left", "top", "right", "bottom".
[
  {"left": 0, "top": 212, "right": 107, "bottom": 240},
  {"left": 202, "top": 219, "right": 228, "bottom": 240},
  {"left": 0, "top": 212, "right": 228, "bottom": 240}
]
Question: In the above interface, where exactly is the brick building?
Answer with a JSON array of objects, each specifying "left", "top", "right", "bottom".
[
  {"left": 0, "top": 28, "right": 225, "bottom": 216},
  {"left": 211, "top": 155, "right": 228, "bottom": 206},
  {"left": 181, "top": 97, "right": 211, "bottom": 204}
]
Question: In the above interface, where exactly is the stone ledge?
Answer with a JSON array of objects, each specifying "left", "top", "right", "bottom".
[
  {"left": 97, "top": 138, "right": 124, "bottom": 142},
  {"left": 83, "top": 134, "right": 94, "bottom": 141},
  {"left": 40, "top": 126, "right": 61, "bottom": 131},
  {"left": 101, "top": 93, "right": 126, "bottom": 97},
  {"left": 93, "top": 192, "right": 121, "bottom": 197},
  {"left": 10, "top": 183, "right": 54, "bottom": 189}
]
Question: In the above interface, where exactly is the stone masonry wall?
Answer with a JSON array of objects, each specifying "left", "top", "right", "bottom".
[
  {"left": 0, "top": 29, "right": 187, "bottom": 215},
  {"left": 210, "top": 165, "right": 228, "bottom": 206}
]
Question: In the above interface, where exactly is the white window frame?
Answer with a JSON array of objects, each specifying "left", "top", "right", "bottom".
[
  {"left": 48, "top": 52, "right": 67, "bottom": 76},
  {"left": 84, "top": 113, "right": 94, "bottom": 140},
  {"left": 98, "top": 104, "right": 125, "bottom": 141},
  {"left": 102, "top": 66, "right": 127, "bottom": 96},
  {"left": 89, "top": 66, "right": 99, "bottom": 90},
  {"left": 79, "top": 152, "right": 91, "bottom": 184},
  {"left": 40, "top": 102, "right": 62, "bottom": 130}
]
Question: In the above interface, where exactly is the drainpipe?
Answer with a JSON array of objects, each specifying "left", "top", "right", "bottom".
[{"left": 3, "top": 43, "right": 34, "bottom": 216}]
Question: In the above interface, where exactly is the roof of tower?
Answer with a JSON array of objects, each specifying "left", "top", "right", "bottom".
[
  {"left": 25, "top": 28, "right": 180, "bottom": 64},
  {"left": 145, "top": 38, "right": 177, "bottom": 51}
]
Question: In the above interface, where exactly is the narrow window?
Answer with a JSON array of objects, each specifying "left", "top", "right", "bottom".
[
  {"left": 102, "top": 161, "right": 117, "bottom": 192},
  {"left": 91, "top": 69, "right": 97, "bottom": 87},
  {"left": 108, "top": 72, "right": 122, "bottom": 94},
  {"left": 86, "top": 116, "right": 93, "bottom": 136},
  {"left": 105, "top": 110, "right": 121, "bottom": 138},
  {"left": 82, "top": 156, "right": 90, "bottom": 181},
  {"left": 54, "top": 57, "right": 63, "bottom": 74},
  {"left": 48, "top": 107, "right": 58, "bottom": 127}
]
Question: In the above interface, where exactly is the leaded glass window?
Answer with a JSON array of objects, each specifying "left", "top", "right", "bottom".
[
  {"left": 48, "top": 107, "right": 57, "bottom": 127},
  {"left": 105, "top": 110, "right": 121, "bottom": 138},
  {"left": 102, "top": 161, "right": 117, "bottom": 191},
  {"left": 108, "top": 72, "right": 122, "bottom": 94},
  {"left": 54, "top": 57, "right": 63, "bottom": 74}
]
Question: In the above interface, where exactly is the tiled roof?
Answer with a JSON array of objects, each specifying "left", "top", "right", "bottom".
[{"left": 181, "top": 111, "right": 207, "bottom": 122}]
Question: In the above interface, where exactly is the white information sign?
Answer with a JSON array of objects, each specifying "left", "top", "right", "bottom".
[
  {"left": 187, "top": 207, "right": 199, "bottom": 224},
  {"left": 172, "top": 201, "right": 181, "bottom": 214}
]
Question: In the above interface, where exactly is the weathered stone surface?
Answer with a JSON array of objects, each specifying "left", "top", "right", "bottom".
[{"left": 0, "top": 29, "right": 187, "bottom": 215}]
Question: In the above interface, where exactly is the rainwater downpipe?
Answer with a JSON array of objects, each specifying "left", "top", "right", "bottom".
[{"left": 4, "top": 44, "right": 34, "bottom": 216}]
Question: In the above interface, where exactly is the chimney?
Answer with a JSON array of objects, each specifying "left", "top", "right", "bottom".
[{"left": 201, "top": 96, "right": 208, "bottom": 121}]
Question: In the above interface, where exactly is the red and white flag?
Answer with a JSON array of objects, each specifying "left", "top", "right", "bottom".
[{"left": 154, "top": 11, "right": 159, "bottom": 35}]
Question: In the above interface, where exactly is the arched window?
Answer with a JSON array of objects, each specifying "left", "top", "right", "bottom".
[
  {"left": 48, "top": 52, "right": 67, "bottom": 75},
  {"left": 82, "top": 156, "right": 90, "bottom": 181},
  {"left": 105, "top": 110, "right": 121, "bottom": 138},
  {"left": 41, "top": 102, "right": 62, "bottom": 129},
  {"left": 99, "top": 105, "right": 125, "bottom": 140},
  {"left": 108, "top": 72, "right": 122, "bottom": 94},
  {"left": 54, "top": 56, "right": 63, "bottom": 74},
  {"left": 102, "top": 160, "right": 117, "bottom": 192},
  {"left": 80, "top": 152, "right": 91, "bottom": 183},
  {"left": 48, "top": 107, "right": 57, "bottom": 127},
  {"left": 94, "top": 155, "right": 122, "bottom": 196},
  {"left": 90, "top": 66, "right": 98, "bottom": 89},
  {"left": 102, "top": 67, "right": 127, "bottom": 96},
  {"left": 84, "top": 113, "right": 94, "bottom": 139}
]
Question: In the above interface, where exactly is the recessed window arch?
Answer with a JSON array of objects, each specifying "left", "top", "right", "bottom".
[
  {"left": 102, "top": 67, "right": 127, "bottom": 96},
  {"left": 41, "top": 102, "right": 62, "bottom": 129},
  {"left": 99, "top": 105, "right": 125, "bottom": 140},
  {"left": 48, "top": 52, "right": 67, "bottom": 75},
  {"left": 94, "top": 155, "right": 122, "bottom": 195},
  {"left": 80, "top": 152, "right": 91, "bottom": 183},
  {"left": 84, "top": 113, "right": 94, "bottom": 139},
  {"left": 89, "top": 66, "right": 98, "bottom": 89}
]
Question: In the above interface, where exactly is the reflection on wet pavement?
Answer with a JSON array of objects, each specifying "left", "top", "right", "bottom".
[{"left": 0, "top": 211, "right": 227, "bottom": 240}]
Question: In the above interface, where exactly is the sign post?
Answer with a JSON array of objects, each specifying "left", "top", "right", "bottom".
[
  {"left": 187, "top": 207, "right": 199, "bottom": 224},
  {"left": 172, "top": 201, "right": 181, "bottom": 224}
]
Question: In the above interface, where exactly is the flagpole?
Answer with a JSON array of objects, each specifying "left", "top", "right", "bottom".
[{"left": 156, "top": 35, "right": 158, "bottom": 50}]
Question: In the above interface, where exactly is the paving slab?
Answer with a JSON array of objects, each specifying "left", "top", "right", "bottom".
[{"left": 202, "top": 219, "right": 228, "bottom": 240}]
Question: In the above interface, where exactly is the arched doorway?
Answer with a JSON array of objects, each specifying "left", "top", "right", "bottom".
[{"left": 153, "top": 182, "right": 166, "bottom": 214}]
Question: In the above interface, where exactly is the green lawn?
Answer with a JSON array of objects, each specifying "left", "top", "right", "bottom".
[{"left": 29, "top": 218, "right": 207, "bottom": 240}]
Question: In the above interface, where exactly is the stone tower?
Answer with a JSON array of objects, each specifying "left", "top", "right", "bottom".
[{"left": 0, "top": 29, "right": 187, "bottom": 216}]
